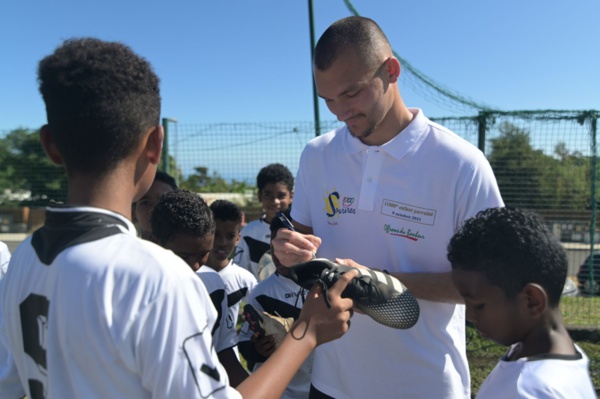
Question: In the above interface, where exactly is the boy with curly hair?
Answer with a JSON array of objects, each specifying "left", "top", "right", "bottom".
[
  {"left": 448, "top": 207, "right": 596, "bottom": 398},
  {"left": 0, "top": 37, "right": 355, "bottom": 399}
]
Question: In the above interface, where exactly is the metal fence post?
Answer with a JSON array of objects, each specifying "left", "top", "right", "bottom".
[
  {"left": 587, "top": 111, "right": 599, "bottom": 289},
  {"left": 477, "top": 111, "right": 489, "bottom": 154}
]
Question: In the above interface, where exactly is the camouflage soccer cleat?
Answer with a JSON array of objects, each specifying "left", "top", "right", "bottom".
[
  {"left": 287, "top": 258, "right": 419, "bottom": 329},
  {"left": 243, "top": 304, "right": 295, "bottom": 348}
]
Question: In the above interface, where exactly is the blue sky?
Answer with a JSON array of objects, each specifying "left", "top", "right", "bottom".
[{"left": 1, "top": 0, "right": 599, "bottom": 132}]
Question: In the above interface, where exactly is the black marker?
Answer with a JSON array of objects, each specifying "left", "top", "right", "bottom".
[{"left": 276, "top": 211, "right": 316, "bottom": 259}]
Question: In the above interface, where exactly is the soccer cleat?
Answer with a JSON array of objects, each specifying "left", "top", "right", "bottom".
[
  {"left": 287, "top": 258, "right": 419, "bottom": 329},
  {"left": 243, "top": 304, "right": 295, "bottom": 348}
]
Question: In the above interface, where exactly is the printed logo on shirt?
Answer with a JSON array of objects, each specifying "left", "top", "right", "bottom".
[
  {"left": 323, "top": 188, "right": 356, "bottom": 225},
  {"left": 383, "top": 224, "right": 426, "bottom": 241},
  {"left": 381, "top": 199, "right": 436, "bottom": 226}
]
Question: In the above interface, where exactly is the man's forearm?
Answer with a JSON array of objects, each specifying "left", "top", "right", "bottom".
[{"left": 391, "top": 271, "right": 463, "bottom": 304}]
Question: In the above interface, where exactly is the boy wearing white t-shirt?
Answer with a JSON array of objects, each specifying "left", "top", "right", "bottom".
[
  {"left": 207, "top": 200, "right": 258, "bottom": 335},
  {"left": 448, "top": 207, "right": 596, "bottom": 399},
  {"left": 235, "top": 163, "right": 294, "bottom": 280},
  {"left": 151, "top": 190, "right": 249, "bottom": 387},
  {"left": 0, "top": 38, "right": 356, "bottom": 399}
]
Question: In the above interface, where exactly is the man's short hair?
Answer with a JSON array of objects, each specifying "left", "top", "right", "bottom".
[
  {"left": 447, "top": 207, "right": 568, "bottom": 306},
  {"left": 38, "top": 38, "right": 161, "bottom": 176},
  {"left": 314, "top": 16, "right": 391, "bottom": 71},
  {"left": 151, "top": 189, "right": 215, "bottom": 244},
  {"left": 256, "top": 163, "right": 294, "bottom": 192},
  {"left": 209, "top": 199, "right": 243, "bottom": 225}
]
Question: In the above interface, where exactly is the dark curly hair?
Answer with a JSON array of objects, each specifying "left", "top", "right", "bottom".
[
  {"left": 209, "top": 199, "right": 243, "bottom": 224},
  {"left": 447, "top": 207, "right": 567, "bottom": 307},
  {"left": 314, "top": 16, "right": 391, "bottom": 71},
  {"left": 38, "top": 38, "right": 161, "bottom": 176},
  {"left": 150, "top": 189, "right": 214, "bottom": 244},
  {"left": 256, "top": 163, "right": 294, "bottom": 192}
]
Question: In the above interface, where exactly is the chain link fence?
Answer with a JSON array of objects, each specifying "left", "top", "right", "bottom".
[{"left": 1, "top": 109, "right": 599, "bottom": 325}]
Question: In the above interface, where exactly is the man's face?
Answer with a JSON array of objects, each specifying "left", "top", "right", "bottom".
[
  {"left": 134, "top": 181, "right": 174, "bottom": 238},
  {"left": 163, "top": 232, "right": 214, "bottom": 272},
  {"left": 314, "top": 50, "right": 393, "bottom": 145},
  {"left": 258, "top": 182, "right": 293, "bottom": 222},
  {"left": 208, "top": 219, "right": 241, "bottom": 264}
]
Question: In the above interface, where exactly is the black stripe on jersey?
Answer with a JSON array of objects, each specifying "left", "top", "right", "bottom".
[
  {"left": 255, "top": 295, "right": 301, "bottom": 319},
  {"left": 243, "top": 236, "right": 270, "bottom": 263},
  {"left": 32, "top": 208, "right": 130, "bottom": 265},
  {"left": 209, "top": 289, "right": 225, "bottom": 336},
  {"left": 227, "top": 287, "right": 248, "bottom": 307}
]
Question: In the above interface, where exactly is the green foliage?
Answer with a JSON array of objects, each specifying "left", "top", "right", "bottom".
[
  {"left": 488, "top": 122, "right": 592, "bottom": 210},
  {"left": 180, "top": 166, "right": 253, "bottom": 193},
  {"left": 0, "top": 128, "right": 67, "bottom": 205}
]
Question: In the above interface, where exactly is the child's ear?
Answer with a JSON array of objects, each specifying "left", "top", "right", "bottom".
[
  {"left": 521, "top": 283, "right": 547, "bottom": 318},
  {"left": 145, "top": 125, "right": 164, "bottom": 165},
  {"left": 40, "top": 125, "right": 64, "bottom": 165}
]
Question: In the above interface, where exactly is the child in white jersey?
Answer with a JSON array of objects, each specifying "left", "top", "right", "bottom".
[
  {"left": 207, "top": 200, "right": 258, "bottom": 334},
  {"left": 0, "top": 37, "right": 356, "bottom": 399},
  {"left": 236, "top": 163, "right": 294, "bottom": 280},
  {"left": 448, "top": 207, "right": 596, "bottom": 399},
  {"left": 238, "top": 210, "right": 312, "bottom": 399},
  {"left": 151, "top": 190, "right": 249, "bottom": 387}
]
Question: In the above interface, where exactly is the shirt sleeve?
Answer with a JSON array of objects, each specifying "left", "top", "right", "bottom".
[{"left": 125, "top": 273, "right": 241, "bottom": 399}]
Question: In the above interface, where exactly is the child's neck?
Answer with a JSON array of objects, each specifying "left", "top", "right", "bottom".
[
  {"left": 206, "top": 257, "right": 230, "bottom": 272},
  {"left": 509, "top": 311, "right": 575, "bottom": 360}
]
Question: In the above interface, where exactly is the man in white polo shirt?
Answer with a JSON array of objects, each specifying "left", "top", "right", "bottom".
[{"left": 273, "top": 16, "right": 504, "bottom": 399}]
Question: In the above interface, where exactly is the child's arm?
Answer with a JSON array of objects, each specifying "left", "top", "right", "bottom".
[
  {"left": 217, "top": 347, "right": 249, "bottom": 387},
  {"left": 238, "top": 334, "right": 274, "bottom": 366},
  {"left": 235, "top": 269, "right": 357, "bottom": 399}
]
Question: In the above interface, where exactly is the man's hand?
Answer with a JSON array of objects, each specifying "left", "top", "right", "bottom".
[{"left": 272, "top": 229, "right": 321, "bottom": 267}]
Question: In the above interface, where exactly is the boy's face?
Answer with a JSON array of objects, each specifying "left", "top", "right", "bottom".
[
  {"left": 452, "top": 269, "right": 530, "bottom": 347},
  {"left": 209, "top": 219, "right": 241, "bottom": 265},
  {"left": 258, "top": 182, "right": 293, "bottom": 222},
  {"left": 163, "top": 232, "right": 214, "bottom": 272},
  {"left": 135, "top": 180, "right": 174, "bottom": 237}
]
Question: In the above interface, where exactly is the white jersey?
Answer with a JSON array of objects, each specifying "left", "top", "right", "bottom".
[
  {"left": 235, "top": 218, "right": 271, "bottom": 280},
  {"left": 292, "top": 109, "right": 504, "bottom": 399},
  {"left": 0, "top": 241, "right": 10, "bottom": 279},
  {"left": 239, "top": 272, "right": 311, "bottom": 399},
  {"left": 196, "top": 267, "right": 238, "bottom": 353},
  {"left": 476, "top": 344, "right": 596, "bottom": 399},
  {"left": 218, "top": 260, "right": 258, "bottom": 335},
  {"left": 0, "top": 206, "right": 241, "bottom": 399}
]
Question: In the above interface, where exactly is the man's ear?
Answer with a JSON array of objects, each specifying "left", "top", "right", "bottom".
[
  {"left": 386, "top": 57, "right": 401, "bottom": 84},
  {"left": 39, "top": 125, "right": 64, "bottom": 165},
  {"left": 521, "top": 283, "right": 547, "bottom": 318},
  {"left": 144, "top": 125, "right": 163, "bottom": 165}
]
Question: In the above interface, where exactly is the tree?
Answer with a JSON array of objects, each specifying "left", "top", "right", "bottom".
[
  {"left": 488, "top": 122, "right": 591, "bottom": 210},
  {"left": 180, "top": 166, "right": 252, "bottom": 193},
  {"left": 0, "top": 128, "right": 67, "bottom": 205}
]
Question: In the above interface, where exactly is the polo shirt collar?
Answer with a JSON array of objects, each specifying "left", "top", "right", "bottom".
[{"left": 341, "top": 108, "right": 429, "bottom": 160}]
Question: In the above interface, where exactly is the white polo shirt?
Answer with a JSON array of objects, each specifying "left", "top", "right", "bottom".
[
  {"left": 292, "top": 109, "right": 504, "bottom": 399},
  {"left": 235, "top": 217, "right": 271, "bottom": 279},
  {"left": 0, "top": 206, "right": 241, "bottom": 399}
]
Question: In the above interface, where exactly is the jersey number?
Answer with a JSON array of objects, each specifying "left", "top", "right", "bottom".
[{"left": 20, "top": 293, "right": 50, "bottom": 399}]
